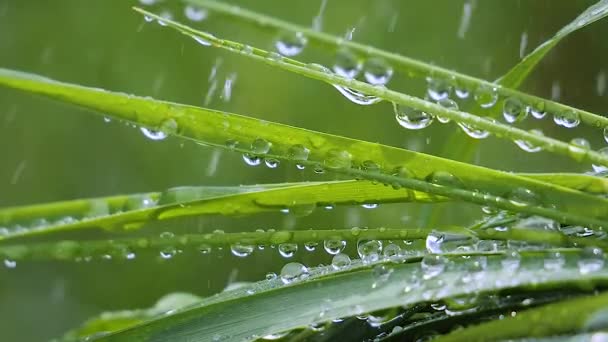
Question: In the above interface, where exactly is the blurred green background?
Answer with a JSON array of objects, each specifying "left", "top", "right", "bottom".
[{"left": 0, "top": 0, "right": 606, "bottom": 340}]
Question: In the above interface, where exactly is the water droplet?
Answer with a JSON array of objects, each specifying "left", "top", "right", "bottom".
[
  {"left": 502, "top": 97, "right": 526, "bottom": 123},
  {"left": 553, "top": 110, "right": 580, "bottom": 128},
  {"left": 455, "top": 87, "right": 470, "bottom": 99},
  {"left": 230, "top": 243, "right": 254, "bottom": 257},
  {"left": 280, "top": 262, "right": 309, "bottom": 284},
  {"left": 421, "top": 255, "right": 446, "bottom": 279},
  {"left": 474, "top": 85, "right": 498, "bottom": 108},
  {"left": 393, "top": 103, "right": 434, "bottom": 129},
  {"left": 604, "top": 127, "right": 608, "bottom": 143},
  {"left": 304, "top": 241, "right": 318, "bottom": 251},
  {"left": 3, "top": 259, "right": 16, "bottom": 268},
  {"left": 383, "top": 243, "right": 401, "bottom": 261},
  {"left": 514, "top": 129, "right": 543, "bottom": 153},
  {"left": 251, "top": 138, "right": 271, "bottom": 154},
  {"left": 333, "top": 48, "right": 361, "bottom": 79},
  {"left": 264, "top": 158, "right": 280, "bottom": 169},
  {"left": 193, "top": 35, "right": 211, "bottom": 46},
  {"left": 507, "top": 187, "right": 540, "bottom": 207},
  {"left": 140, "top": 118, "right": 178, "bottom": 141},
  {"left": 287, "top": 144, "right": 310, "bottom": 163},
  {"left": 361, "top": 160, "right": 381, "bottom": 173},
  {"left": 426, "top": 77, "right": 452, "bottom": 101},
  {"left": 571, "top": 137, "right": 591, "bottom": 149},
  {"left": 278, "top": 243, "right": 298, "bottom": 258},
  {"left": 543, "top": 251, "right": 565, "bottom": 271},
  {"left": 501, "top": 250, "right": 521, "bottom": 271},
  {"left": 140, "top": 127, "right": 167, "bottom": 141},
  {"left": 157, "top": 10, "right": 173, "bottom": 26},
  {"left": 242, "top": 154, "right": 261, "bottom": 166},
  {"left": 578, "top": 247, "right": 604, "bottom": 274},
  {"left": 275, "top": 32, "right": 307, "bottom": 57},
  {"left": 331, "top": 253, "right": 351, "bottom": 269},
  {"left": 592, "top": 147, "right": 608, "bottom": 173},
  {"left": 457, "top": 122, "right": 490, "bottom": 139},
  {"left": 184, "top": 5, "right": 207, "bottom": 22},
  {"left": 332, "top": 85, "right": 381, "bottom": 105},
  {"left": 324, "top": 239, "right": 346, "bottom": 255},
  {"left": 363, "top": 58, "right": 393, "bottom": 85},
  {"left": 357, "top": 240, "right": 383, "bottom": 264},
  {"left": 160, "top": 231, "right": 175, "bottom": 239},
  {"left": 426, "top": 232, "right": 444, "bottom": 254},
  {"left": 527, "top": 102, "right": 546, "bottom": 119},
  {"left": 265, "top": 272, "right": 277, "bottom": 280},
  {"left": 266, "top": 52, "right": 283, "bottom": 62},
  {"left": 324, "top": 149, "right": 352, "bottom": 169},
  {"left": 160, "top": 246, "right": 176, "bottom": 259}
]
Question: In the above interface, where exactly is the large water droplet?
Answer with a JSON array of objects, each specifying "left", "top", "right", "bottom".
[
  {"left": 383, "top": 243, "right": 402, "bottom": 261},
  {"left": 140, "top": 118, "right": 178, "bottom": 141},
  {"left": 394, "top": 103, "right": 433, "bottom": 129},
  {"left": 426, "top": 232, "right": 445, "bottom": 254},
  {"left": 357, "top": 239, "right": 383, "bottom": 264},
  {"left": 426, "top": 77, "right": 452, "bottom": 101},
  {"left": 280, "top": 262, "right": 309, "bottom": 284},
  {"left": 333, "top": 85, "right": 381, "bottom": 105},
  {"left": 363, "top": 58, "right": 393, "bottom": 85},
  {"left": 331, "top": 253, "right": 351, "bottom": 269},
  {"left": 332, "top": 48, "right": 361, "bottom": 79},
  {"left": 242, "top": 154, "right": 262, "bottom": 166},
  {"left": 230, "top": 243, "right": 254, "bottom": 257},
  {"left": 527, "top": 102, "right": 546, "bottom": 119},
  {"left": 324, "top": 239, "right": 346, "bottom": 255},
  {"left": 251, "top": 138, "right": 271, "bottom": 154},
  {"left": 275, "top": 32, "right": 307, "bottom": 57},
  {"left": 324, "top": 149, "right": 352, "bottom": 169},
  {"left": 426, "top": 171, "right": 463, "bottom": 188},
  {"left": 592, "top": 147, "right": 608, "bottom": 173},
  {"left": 184, "top": 5, "right": 207, "bottom": 22},
  {"left": 514, "top": 129, "right": 543, "bottom": 153},
  {"left": 553, "top": 110, "right": 580, "bottom": 128},
  {"left": 502, "top": 97, "right": 526, "bottom": 123},
  {"left": 278, "top": 243, "right": 298, "bottom": 258},
  {"left": 457, "top": 122, "right": 490, "bottom": 139},
  {"left": 159, "top": 246, "right": 176, "bottom": 259},
  {"left": 474, "top": 85, "right": 498, "bottom": 108},
  {"left": 421, "top": 255, "right": 447, "bottom": 279},
  {"left": 287, "top": 144, "right": 310, "bottom": 162}
]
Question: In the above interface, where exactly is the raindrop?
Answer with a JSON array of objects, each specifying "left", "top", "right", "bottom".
[
  {"left": 140, "top": 118, "right": 178, "bottom": 141},
  {"left": 514, "top": 129, "right": 543, "bottom": 153},
  {"left": 604, "top": 127, "right": 608, "bottom": 143},
  {"left": 332, "top": 49, "right": 361, "bottom": 79},
  {"left": 457, "top": 122, "right": 490, "bottom": 139},
  {"left": 592, "top": 147, "right": 608, "bottom": 173},
  {"left": 421, "top": 255, "right": 446, "bottom": 279},
  {"left": 357, "top": 239, "right": 383, "bottom": 264},
  {"left": 333, "top": 85, "right": 381, "bottom": 105},
  {"left": 278, "top": 243, "right": 298, "bottom": 258},
  {"left": 251, "top": 138, "right": 272, "bottom": 154},
  {"left": 265, "top": 272, "right": 277, "bottom": 280},
  {"left": 140, "top": 127, "right": 167, "bottom": 141},
  {"left": 426, "top": 170, "right": 463, "bottom": 188},
  {"left": 383, "top": 243, "right": 401, "bottom": 260},
  {"left": 324, "top": 239, "right": 346, "bottom": 255},
  {"left": 527, "top": 102, "right": 546, "bottom": 119},
  {"left": 578, "top": 247, "right": 604, "bottom": 274},
  {"left": 393, "top": 103, "right": 434, "bottom": 130},
  {"left": 264, "top": 158, "right": 280, "bottom": 169},
  {"left": 3, "top": 259, "right": 16, "bottom": 269},
  {"left": 507, "top": 187, "right": 540, "bottom": 207},
  {"left": 553, "top": 110, "right": 580, "bottom": 128},
  {"left": 570, "top": 137, "right": 591, "bottom": 150},
  {"left": 275, "top": 32, "right": 307, "bottom": 57},
  {"left": 157, "top": 10, "right": 173, "bottom": 27},
  {"left": 199, "top": 244, "right": 212, "bottom": 254},
  {"left": 426, "top": 77, "right": 452, "bottom": 101},
  {"left": 287, "top": 144, "right": 310, "bottom": 162},
  {"left": 501, "top": 250, "right": 521, "bottom": 272},
  {"left": 426, "top": 232, "right": 444, "bottom": 254},
  {"left": 159, "top": 246, "right": 176, "bottom": 259},
  {"left": 363, "top": 58, "right": 393, "bottom": 85},
  {"left": 242, "top": 154, "right": 261, "bottom": 166},
  {"left": 331, "top": 253, "right": 351, "bottom": 269},
  {"left": 304, "top": 241, "right": 318, "bottom": 251},
  {"left": 184, "top": 5, "right": 207, "bottom": 22},
  {"left": 474, "top": 85, "right": 498, "bottom": 108},
  {"left": 230, "top": 243, "right": 254, "bottom": 257},
  {"left": 455, "top": 87, "right": 470, "bottom": 99},
  {"left": 502, "top": 97, "right": 526, "bottom": 123},
  {"left": 280, "top": 262, "right": 309, "bottom": 284},
  {"left": 193, "top": 35, "right": 211, "bottom": 46},
  {"left": 324, "top": 149, "right": 352, "bottom": 169}
]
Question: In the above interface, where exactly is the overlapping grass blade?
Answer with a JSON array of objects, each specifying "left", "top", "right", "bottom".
[
  {"left": 434, "top": 291, "right": 608, "bottom": 342},
  {"left": 184, "top": 0, "right": 608, "bottom": 132},
  {"left": 0, "top": 68, "right": 606, "bottom": 228},
  {"left": 95, "top": 250, "right": 608, "bottom": 341},
  {"left": 0, "top": 180, "right": 439, "bottom": 241}
]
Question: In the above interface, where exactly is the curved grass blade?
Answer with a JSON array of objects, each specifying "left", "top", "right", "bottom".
[
  {"left": 134, "top": 8, "right": 608, "bottom": 168},
  {"left": 0, "top": 69, "right": 606, "bottom": 228},
  {"left": 498, "top": 0, "right": 608, "bottom": 88},
  {"left": 0, "top": 180, "right": 439, "bottom": 241},
  {"left": 433, "top": 291, "right": 608, "bottom": 342},
  {"left": 96, "top": 250, "right": 608, "bottom": 341},
  {"left": 185, "top": 0, "right": 608, "bottom": 133}
]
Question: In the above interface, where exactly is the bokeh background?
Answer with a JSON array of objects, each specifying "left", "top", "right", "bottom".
[{"left": 0, "top": 0, "right": 607, "bottom": 340}]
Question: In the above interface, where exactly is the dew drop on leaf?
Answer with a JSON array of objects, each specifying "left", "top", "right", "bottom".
[
  {"left": 363, "top": 57, "right": 393, "bottom": 85},
  {"left": 357, "top": 239, "right": 383, "bottom": 264},
  {"left": 280, "top": 262, "right": 309, "bottom": 284},
  {"left": 332, "top": 48, "right": 361, "bottom": 79},
  {"left": 184, "top": 5, "right": 207, "bottom": 22},
  {"left": 331, "top": 253, "right": 351, "bottom": 269},
  {"left": 275, "top": 32, "right": 307, "bottom": 57},
  {"left": 278, "top": 243, "right": 298, "bottom": 258},
  {"left": 426, "top": 77, "right": 452, "bottom": 101},
  {"left": 474, "top": 85, "right": 498, "bottom": 108},
  {"left": 553, "top": 110, "right": 580, "bottom": 128},
  {"left": 502, "top": 97, "right": 526, "bottom": 123},
  {"left": 578, "top": 247, "right": 604, "bottom": 274},
  {"left": 421, "top": 254, "right": 446, "bottom": 279},
  {"left": 323, "top": 239, "right": 346, "bottom": 255},
  {"left": 393, "top": 103, "right": 434, "bottom": 130},
  {"left": 230, "top": 243, "right": 255, "bottom": 257}
]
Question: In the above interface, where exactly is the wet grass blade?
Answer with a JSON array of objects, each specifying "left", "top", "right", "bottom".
[
  {"left": 498, "top": 0, "right": 608, "bottom": 88},
  {"left": 185, "top": 0, "right": 608, "bottom": 133},
  {"left": 433, "top": 291, "right": 608, "bottom": 342},
  {"left": 0, "top": 68, "right": 606, "bottom": 228},
  {"left": 95, "top": 250, "right": 608, "bottom": 341},
  {"left": 0, "top": 180, "right": 438, "bottom": 241}
]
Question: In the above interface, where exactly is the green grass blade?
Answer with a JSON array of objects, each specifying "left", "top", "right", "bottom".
[
  {"left": 0, "top": 180, "right": 439, "bottom": 241},
  {"left": 0, "top": 68, "right": 606, "bottom": 228},
  {"left": 433, "top": 291, "right": 608, "bottom": 342},
  {"left": 96, "top": 251, "right": 608, "bottom": 341},
  {"left": 497, "top": 0, "right": 608, "bottom": 88},
  {"left": 134, "top": 8, "right": 608, "bottom": 168},
  {"left": 185, "top": 0, "right": 608, "bottom": 133}
]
